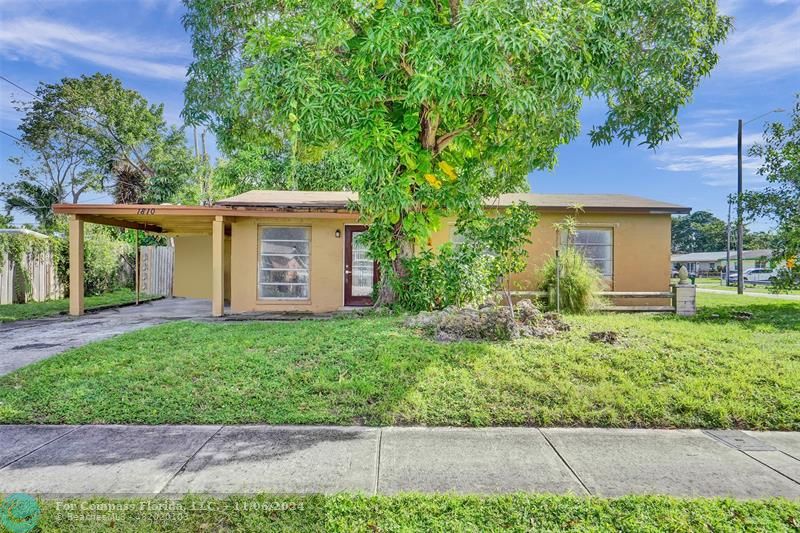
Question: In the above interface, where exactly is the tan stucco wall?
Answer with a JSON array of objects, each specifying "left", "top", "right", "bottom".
[
  {"left": 173, "top": 235, "right": 231, "bottom": 301},
  {"left": 430, "top": 212, "right": 670, "bottom": 290},
  {"left": 229, "top": 217, "right": 348, "bottom": 314},
  {"left": 429, "top": 211, "right": 673, "bottom": 304},
  {"left": 173, "top": 211, "right": 672, "bottom": 313}
]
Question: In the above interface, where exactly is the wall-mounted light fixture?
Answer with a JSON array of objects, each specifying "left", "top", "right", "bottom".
[{"left": 335, "top": 229, "right": 341, "bottom": 238}]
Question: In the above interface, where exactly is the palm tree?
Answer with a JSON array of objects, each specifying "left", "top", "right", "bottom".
[{"left": 1, "top": 179, "right": 64, "bottom": 229}]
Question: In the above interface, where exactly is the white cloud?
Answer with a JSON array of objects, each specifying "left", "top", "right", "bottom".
[
  {"left": 0, "top": 18, "right": 188, "bottom": 81},
  {"left": 674, "top": 132, "right": 763, "bottom": 150},
  {"left": 655, "top": 153, "right": 760, "bottom": 173},
  {"left": 718, "top": 7, "right": 800, "bottom": 73},
  {"left": 138, "top": 0, "right": 184, "bottom": 15},
  {"left": 701, "top": 172, "right": 768, "bottom": 188},
  {"left": 652, "top": 126, "right": 769, "bottom": 187}
]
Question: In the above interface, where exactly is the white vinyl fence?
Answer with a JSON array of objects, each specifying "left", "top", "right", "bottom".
[
  {"left": 0, "top": 250, "right": 64, "bottom": 305},
  {"left": 138, "top": 245, "right": 174, "bottom": 297}
]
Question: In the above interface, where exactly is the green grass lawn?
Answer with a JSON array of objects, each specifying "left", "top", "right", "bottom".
[
  {"left": 22, "top": 494, "right": 800, "bottom": 532},
  {"left": 690, "top": 278, "right": 800, "bottom": 295},
  {"left": 0, "top": 289, "right": 160, "bottom": 323},
  {"left": 0, "top": 292, "right": 797, "bottom": 429}
]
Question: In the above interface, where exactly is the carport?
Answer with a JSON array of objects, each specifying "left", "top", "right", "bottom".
[{"left": 53, "top": 204, "right": 229, "bottom": 317}]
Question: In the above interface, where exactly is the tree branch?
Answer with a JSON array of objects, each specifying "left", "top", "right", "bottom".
[
  {"left": 400, "top": 44, "right": 414, "bottom": 77},
  {"left": 448, "top": 0, "right": 459, "bottom": 25},
  {"left": 419, "top": 103, "right": 439, "bottom": 151},
  {"left": 433, "top": 110, "right": 481, "bottom": 155}
]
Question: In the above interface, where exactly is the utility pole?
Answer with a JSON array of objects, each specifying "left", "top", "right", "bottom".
[
  {"left": 735, "top": 108, "right": 784, "bottom": 294},
  {"left": 201, "top": 130, "right": 210, "bottom": 206},
  {"left": 737, "top": 119, "right": 744, "bottom": 294}
]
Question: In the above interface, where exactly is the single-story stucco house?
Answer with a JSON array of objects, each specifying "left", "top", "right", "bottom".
[{"left": 54, "top": 191, "right": 690, "bottom": 316}]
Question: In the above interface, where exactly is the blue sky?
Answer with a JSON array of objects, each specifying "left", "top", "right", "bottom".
[{"left": 1, "top": 0, "right": 799, "bottom": 229}]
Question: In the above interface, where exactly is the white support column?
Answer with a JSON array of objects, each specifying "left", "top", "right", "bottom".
[
  {"left": 212, "top": 216, "right": 225, "bottom": 317},
  {"left": 68, "top": 215, "right": 84, "bottom": 316}
]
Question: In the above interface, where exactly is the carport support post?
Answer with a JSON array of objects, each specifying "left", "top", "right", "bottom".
[
  {"left": 68, "top": 215, "right": 84, "bottom": 316},
  {"left": 212, "top": 215, "right": 225, "bottom": 317}
]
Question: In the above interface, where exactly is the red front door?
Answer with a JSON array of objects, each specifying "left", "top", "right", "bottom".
[{"left": 344, "top": 225, "right": 378, "bottom": 306}]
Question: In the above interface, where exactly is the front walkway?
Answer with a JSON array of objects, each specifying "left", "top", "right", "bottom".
[
  {"left": 0, "top": 425, "right": 798, "bottom": 499},
  {"left": 0, "top": 298, "right": 211, "bottom": 376}
]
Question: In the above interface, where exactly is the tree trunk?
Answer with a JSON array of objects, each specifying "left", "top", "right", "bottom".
[{"left": 375, "top": 224, "right": 415, "bottom": 307}]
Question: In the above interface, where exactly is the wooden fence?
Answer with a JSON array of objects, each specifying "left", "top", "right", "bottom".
[
  {"left": 503, "top": 288, "right": 695, "bottom": 315},
  {"left": 0, "top": 250, "right": 64, "bottom": 305},
  {"left": 138, "top": 245, "right": 174, "bottom": 297}
]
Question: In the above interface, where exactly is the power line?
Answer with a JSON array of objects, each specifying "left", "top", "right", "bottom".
[
  {"left": 0, "top": 75, "right": 37, "bottom": 99},
  {"left": 0, "top": 129, "right": 21, "bottom": 142}
]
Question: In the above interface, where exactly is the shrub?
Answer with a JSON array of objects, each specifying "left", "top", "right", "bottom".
[
  {"left": 394, "top": 243, "right": 495, "bottom": 312},
  {"left": 83, "top": 226, "right": 133, "bottom": 295},
  {"left": 393, "top": 204, "right": 539, "bottom": 312},
  {"left": 539, "top": 248, "right": 604, "bottom": 313},
  {"left": 53, "top": 225, "right": 134, "bottom": 296},
  {"left": 769, "top": 263, "right": 800, "bottom": 293}
]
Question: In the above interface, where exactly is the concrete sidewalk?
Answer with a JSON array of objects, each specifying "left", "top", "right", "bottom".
[{"left": 1, "top": 426, "right": 798, "bottom": 499}]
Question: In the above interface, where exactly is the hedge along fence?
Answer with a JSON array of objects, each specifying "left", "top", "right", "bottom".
[
  {"left": 0, "top": 230, "right": 64, "bottom": 304},
  {"left": 0, "top": 226, "right": 136, "bottom": 305}
]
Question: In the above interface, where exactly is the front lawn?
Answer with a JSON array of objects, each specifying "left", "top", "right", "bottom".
[
  {"left": 692, "top": 277, "right": 800, "bottom": 295},
  {"left": 27, "top": 494, "right": 800, "bottom": 532},
  {"left": 0, "top": 292, "right": 797, "bottom": 429},
  {"left": 0, "top": 289, "right": 160, "bottom": 323}
]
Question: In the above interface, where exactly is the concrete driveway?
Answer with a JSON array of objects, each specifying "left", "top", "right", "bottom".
[{"left": 0, "top": 298, "right": 211, "bottom": 376}]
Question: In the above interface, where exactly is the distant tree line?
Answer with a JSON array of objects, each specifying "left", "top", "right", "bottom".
[{"left": 671, "top": 211, "right": 777, "bottom": 254}]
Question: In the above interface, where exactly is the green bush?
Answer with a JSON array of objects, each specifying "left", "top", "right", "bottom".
[
  {"left": 539, "top": 248, "right": 604, "bottom": 313},
  {"left": 52, "top": 225, "right": 134, "bottom": 297},
  {"left": 84, "top": 226, "right": 133, "bottom": 295},
  {"left": 394, "top": 243, "right": 494, "bottom": 312},
  {"left": 769, "top": 264, "right": 800, "bottom": 293}
]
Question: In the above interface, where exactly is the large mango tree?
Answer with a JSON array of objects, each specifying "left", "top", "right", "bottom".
[{"left": 183, "top": 0, "right": 730, "bottom": 304}]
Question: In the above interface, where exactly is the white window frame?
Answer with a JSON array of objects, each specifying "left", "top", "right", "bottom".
[
  {"left": 258, "top": 226, "right": 310, "bottom": 301},
  {"left": 559, "top": 226, "right": 614, "bottom": 282}
]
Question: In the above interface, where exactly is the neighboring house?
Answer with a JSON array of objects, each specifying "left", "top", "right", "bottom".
[
  {"left": 54, "top": 191, "right": 689, "bottom": 316},
  {"left": 671, "top": 249, "right": 773, "bottom": 276}
]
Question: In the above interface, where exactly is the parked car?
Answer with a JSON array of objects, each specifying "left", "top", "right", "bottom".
[{"left": 729, "top": 268, "right": 776, "bottom": 283}]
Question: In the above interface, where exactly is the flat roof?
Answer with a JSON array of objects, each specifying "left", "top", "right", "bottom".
[
  {"left": 217, "top": 190, "right": 357, "bottom": 209},
  {"left": 53, "top": 190, "right": 689, "bottom": 235},
  {"left": 217, "top": 190, "right": 690, "bottom": 214}
]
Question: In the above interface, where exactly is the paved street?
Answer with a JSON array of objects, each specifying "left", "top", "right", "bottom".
[
  {"left": 0, "top": 298, "right": 210, "bottom": 376},
  {"left": 0, "top": 425, "right": 797, "bottom": 499}
]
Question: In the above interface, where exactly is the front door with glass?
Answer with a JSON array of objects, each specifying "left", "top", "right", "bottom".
[{"left": 344, "top": 225, "right": 378, "bottom": 306}]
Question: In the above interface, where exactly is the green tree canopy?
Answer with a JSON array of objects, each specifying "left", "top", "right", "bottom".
[
  {"left": 2, "top": 74, "right": 196, "bottom": 228},
  {"left": 671, "top": 210, "right": 727, "bottom": 253},
  {"left": 214, "top": 145, "right": 356, "bottom": 197},
  {"left": 184, "top": 0, "right": 730, "bottom": 303},
  {"left": 744, "top": 97, "right": 800, "bottom": 261}
]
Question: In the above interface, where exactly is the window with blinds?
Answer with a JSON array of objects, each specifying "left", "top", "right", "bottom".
[
  {"left": 561, "top": 228, "right": 613, "bottom": 279},
  {"left": 259, "top": 227, "right": 310, "bottom": 299}
]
